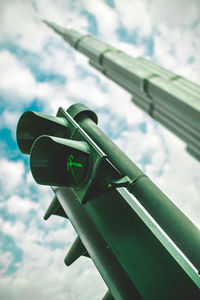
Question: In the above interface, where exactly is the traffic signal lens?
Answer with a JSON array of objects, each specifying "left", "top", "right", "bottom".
[
  {"left": 30, "top": 135, "right": 91, "bottom": 187},
  {"left": 17, "top": 111, "right": 69, "bottom": 154}
]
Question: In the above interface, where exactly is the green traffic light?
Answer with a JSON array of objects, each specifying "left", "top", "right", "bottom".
[
  {"left": 67, "top": 154, "right": 83, "bottom": 181},
  {"left": 30, "top": 135, "right": 91, "bottom": 187}
]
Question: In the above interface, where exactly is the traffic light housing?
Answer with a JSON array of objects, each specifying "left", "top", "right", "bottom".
[
  {"left": 16, "top": 103, "right": 200, "bottom": 299},
  {"left": 16, "top": 105, "right": 120, "bottom": 203},
  {"left": 30, "top": 136, "right": 91, "bottom": 187},
  {"left": 16, "top": 111, "right": 69, "bottom": 154}
]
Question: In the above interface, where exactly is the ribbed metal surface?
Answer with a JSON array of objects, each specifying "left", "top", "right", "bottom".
[{"left": 45, "top": 20, "right": 200, "bottom": 161}]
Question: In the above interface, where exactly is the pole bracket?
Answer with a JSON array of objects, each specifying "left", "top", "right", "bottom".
[{"left": 108, "top": 175, "right": 147, "bottom": 192}]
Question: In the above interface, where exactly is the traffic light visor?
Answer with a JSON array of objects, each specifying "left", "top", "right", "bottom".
[
  {"left": 30, "top": 135, "right": 91, "bottom": 187},
  {"left": 16, "top": 111, "right": 69, "bottom": 154}
]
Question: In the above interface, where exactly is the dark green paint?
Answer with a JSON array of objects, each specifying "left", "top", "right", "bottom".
[{"left": 16, "top": 103, "right": 200, "bottom": 299}]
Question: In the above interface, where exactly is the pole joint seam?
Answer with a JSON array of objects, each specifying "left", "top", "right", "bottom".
[{"left": 74, "top": 34, "right": 91, "bottom": 49}]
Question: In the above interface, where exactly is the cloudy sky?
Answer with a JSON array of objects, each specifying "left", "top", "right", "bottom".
[{"left": 0, "top": 0, "right": 200, "bottom": 299}]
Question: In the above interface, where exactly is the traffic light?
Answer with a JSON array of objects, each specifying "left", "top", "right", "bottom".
[
  {"left": 16, "top": 103, "right": 200, "bottom": 299},
  {"left": 16, "top": 111, "right": 69, "bottom": 154},
  {"left": 16, "top": 105, "right": 120, "bottom": 203},
  {"left": 30, "top": 136, "right": 91, "bottom": 187}
]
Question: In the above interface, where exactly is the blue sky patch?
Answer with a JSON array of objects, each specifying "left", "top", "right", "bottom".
[
  {"left": 105, "top": 0, "right": 115, "bottom": 9},
  {"left": 0, "top": 129, "right": 18, "bottom": 156},
  {"left": 0, "top": 233, "right": 23, "bottom": 275},
  {"left": 82, "top": 10, "right": 98, "bottom": 36},
  {"left": 116, "top": 26, "right": 139, "bottom": 44}
]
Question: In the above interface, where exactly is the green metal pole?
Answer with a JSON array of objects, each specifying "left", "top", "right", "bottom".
[
  {"left": 67, "top": 104, "right": 200, "bottom": 273},
  {"left": 53, "top": 186, "right": 142, "bottom": 300}
]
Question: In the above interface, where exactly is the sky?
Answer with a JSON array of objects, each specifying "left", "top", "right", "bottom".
[{"left": 0, "top": 0, "right": 200, "bottom": 299}]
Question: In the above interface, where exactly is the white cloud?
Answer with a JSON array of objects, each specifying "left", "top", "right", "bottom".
[
  {"left": 1, "top": 220, "right": 26, "bottom": 242},
  {"left": 153, "top": 23, "right": 200, "bottom": 84},
  {"left": 0, "top": 254, "right": 106, "bottom": 300},
  {"left": 0, "top": 110, "right": 21, "bottom": 139},
  {"left": 114, "top": 116, "right": 167, "bottom": 168},
  {"left": 0, "top": 0, "right": 52, "bottom": 53},
  {"left": 112, "top": 0, "right": 200, "bottom": 83},
  {"left": 82, "top": 0, "right": 119, "bottom": 38},
  {"left": 37, "top": 0, "right": 90, "bottom": 32},
  {"left": 0, "top": 158, "right": 25, "bottom": 193},
  {"left": 0, "top": 0, "right": 90, "bottom": 54},
  {"left": 114, "top": 0, "right": 152, "bottom": 36},
  {"left": 0, "top": 250, "right": 13, "bottom": 275},
  {"left": 112, "top": 41, "right": 146, "bottom": 58},
  {"left": 148, "top": 0, "right": 200, "bottom": 26},
  {"left": 45, "top": 225, "right": 76, "bottom": 245},
  {"left": 0, "top": 216, "right": 106, "bottom": 300},
  {"left": 151, "top": 127, "right": 200, "bottom": 228},
  {"left": 0, "top": 50, "right": 37, "bottom": 102},
  {"left": 0, "top": 48, "right": 72, "bottom": 112},
  {"left": 114, "top": 0, "right": 200, "bottom": 32},
  {"left": 5, "top": 195, "right": 39, "bottom": 215},
  {"left": 0, "top": 110, "right": 19, "bottom": 131}
]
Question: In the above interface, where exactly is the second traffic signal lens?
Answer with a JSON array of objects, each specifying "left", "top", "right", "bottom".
[{"left": 30, "top": 135, "right": 91, "bottom": 187}]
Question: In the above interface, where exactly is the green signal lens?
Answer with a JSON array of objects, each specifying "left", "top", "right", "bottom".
[
  {"left": 30, "top": 135, "right": 91, "bottom": 187},
  {"left": 67, "top": 154, "right": 83, "bottom": 181}
]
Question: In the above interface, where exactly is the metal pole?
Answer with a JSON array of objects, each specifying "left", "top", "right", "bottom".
[
  {"left": 67, "top": 105, "right": 200, "bottom": 273},
  {"left": 53, "top": 186, "right": 142, "bottom": 300}
]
